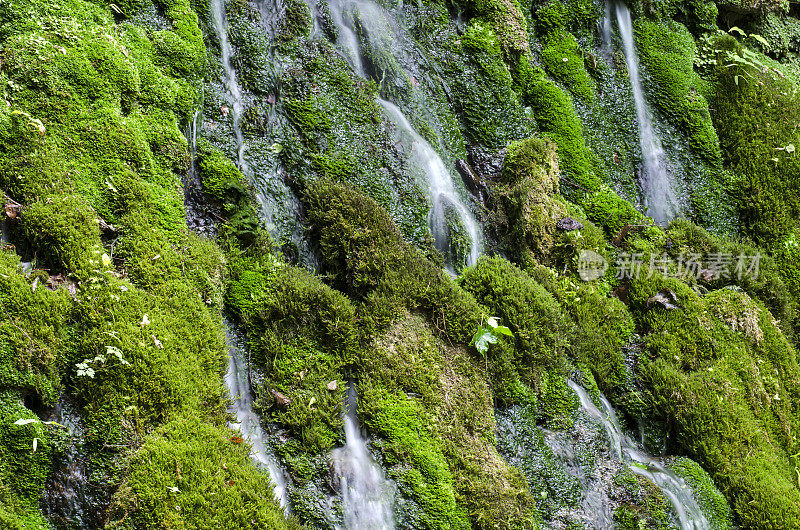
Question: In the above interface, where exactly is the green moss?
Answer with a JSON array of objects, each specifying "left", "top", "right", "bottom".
[
  {"left": 363, "top": 313, "right": 537, "bottom": 529},
  {"left": 626, "top": 265, "right": 800, "bottom": 528},
  {"left": 108, "top": 416, "right": 298, "bottom": 529},
  {"left": 0, "top": 252, "right": 74, "bottom": 404},
  {"left": 583, "top": 189, "right": 644, "bottom": 236},
  {"left": 461, "top": 0, "right": 530, "bottom": 58},
  {"left": 21, "top": 195, "right": 102, "bottom": 278},
  {"left": 711, "top": 35, "right": 800, "bottom": 246},
  {"left": 195, "top": 140, "right": 262, "bottom": 244},
  {"left": 0, "top": 393, "right": 55, "bottom": 519},
  {"left": 278, "top": 44, "right": 432, "bottom": 246},
  {"left": 276, "top": 0, "right": 311, "bottom": 43},
  {"left": 444, "top": 20, "right": 535, "bottom": 149},
  {"left": 459, "top": 256, "right": 568, "bottom": 376},
  {"left": 539, "top": 30, "right": 596, "bottom": 101},
  {"left": 489, "top": 136, "right": 571, "bottom": 264},
  {"left": 512, "top": 57, "right": 603, "bottom": 192},
  {"left": 636, "top": 19, "right": 721, "bottom": 166},
  {"left": 304, "top": 179, "right": 484, "bottom": 344},
  {"left": 670, "top": 457, "right": 733, "bottom": 529}
]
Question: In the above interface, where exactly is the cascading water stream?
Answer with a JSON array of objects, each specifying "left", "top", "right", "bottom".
[
  {"left": 209, "top": 0, "right": 250, "bottom": 176},
  {"left": 330, "top": 382, "right": 396, "bottom": 529},
  {"left": 325, "top": 0, "right": 481, "bottom": 268},
  {"left": 568, "top": 381, "right": 710, "bottom": 529},
  {"left": 224, "top": 322, "right": 289, "bottom": 509},
  {"left": 609, "top": 3, "right": 679, "bottom": 225},
  {"left": 380, "top": 100, "right": 481, "bottom": 267}
]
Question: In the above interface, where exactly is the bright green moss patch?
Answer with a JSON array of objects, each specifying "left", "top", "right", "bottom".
[
  {"left": 583, "top": 189, "right": 644, "bottom": 236},
  {"left": 670, "top": 457, "right": 733, "bottom": 529},
  {"left": 21, "top": 195, "right": 102, "bottom": 278},
  {"left": 636, "top": 19, "right": 722, "bottom": 165},
  {"left": 539, "top": 30, "right": 596, "bottom": 101},
  {"left": 108, "top": 416, "right": 297, "bottom": 529},
  {"left": 0, "top": 252, "right": 74, "bottom": 404},
  {"left": 304, "top": 180, "right": 484, "bottom": 344},
  {"left": 443, "top": 20, "right": 535, "bottom": 149},
  {"left": 363, "top": 313, "right": 538, "bottom": 529},
  {"left": 711, "top": 35, "right": 800, "bottom": 246},
  {"left": 627, "top": 267, "right": 800, "bottom": 528},
  {"left": 512, "top": 58, "right": 603, "bottom": 192},
  {"left": 0, "top": 393, "right": 56, "bottom": 524}
]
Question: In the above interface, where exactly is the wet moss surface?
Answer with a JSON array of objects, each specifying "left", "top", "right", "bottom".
[{"left": 3, "top": 0, "right": 800, "bottom": 526}]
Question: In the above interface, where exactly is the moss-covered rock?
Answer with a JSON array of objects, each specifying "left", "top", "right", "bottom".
[{"left": 108, "top": 416, "right": 298, "bottom": 529}]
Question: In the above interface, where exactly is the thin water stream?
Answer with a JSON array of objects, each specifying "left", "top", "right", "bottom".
[
  {"left": 607, "top": 2, "right": 680, "bottom": 224},
  {"left": 568, "top": 381, "right": 710, "bottom": 529},
  {"left": 325, "top": 0, "right": 481, "bottom": 268},
  {"left": 329, "top": 382, "right": 396, "bottom": 529},
  {"left": 209, "top": 0, "right": 250, "bottom": 177},
  {"left": 224, "top": 322, "right": 289, "bottom": 509}
]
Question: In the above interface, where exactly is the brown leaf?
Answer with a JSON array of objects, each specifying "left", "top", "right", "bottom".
[{"left": 271, "top": 389, "right": 290, "bottom": 407}]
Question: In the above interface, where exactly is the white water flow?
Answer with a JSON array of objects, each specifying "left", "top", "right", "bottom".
[
  {"left": 612, "top": 3, "right": 679, "bottom": 225},
  {"left": 568, "top": 381, "right": 710, "bottom": 529},
  {"left": 209, "top": 0, "right": 250, "bottom": 176},
  {"left": 330, "top": 383, "right": 395, "bottom": 529},
  {"left": 326, "top": 0, "right": 480, "bottom": 268},
  {"left": 224, "top": 324, "right": 289, "bottom": 509},
  {"left": 380, "top": 100, "right": 481, "bottom": 267}
]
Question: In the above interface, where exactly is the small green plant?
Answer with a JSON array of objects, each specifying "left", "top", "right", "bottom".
[
  {"left": 471, "top": 316, "right": 513, "bottom": 355},
  {"left": 12, "top": 418, "right": 64, "bottom": 452},
  {"left": 76, "top": 345, "right": 129, "bottom": 378}
]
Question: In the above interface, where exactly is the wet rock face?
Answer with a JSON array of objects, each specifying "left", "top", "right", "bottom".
[
  {"left": 40, "top": 400, "right": 101, "bottom": 530},
  {"left": 467, "top": 145, "right": 507, "bottom": 182}
]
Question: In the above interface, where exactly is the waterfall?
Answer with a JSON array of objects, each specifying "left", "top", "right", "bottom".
[
  {"left": 224, "top": 323, "right": 289, "bottom": 508},
  {"left": 568, "top": 381, "right": 710, "bottom": 529},
  {"left": 325, "top": 0, "right": 481, "bottom": 269},
  {"left": 609, "top": 3, "right": 679, "bottom": 225},
  {"left": 380, "top": 100, "right": 481, "bottom": 268},
  {"left": 209, "top": 0, "right": 250, "bottom": 176},
  {"left": 330, "top": 383, "right": 396, "bottom": 529}
]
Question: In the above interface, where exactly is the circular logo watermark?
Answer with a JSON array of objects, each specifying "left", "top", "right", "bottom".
[{"left": 577, "top": 250, "right": 608, "bottom": 281}]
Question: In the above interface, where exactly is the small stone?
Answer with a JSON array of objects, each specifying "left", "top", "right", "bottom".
[
  {"left": 556, "top": 217, "right": 584, "bottom": 232},
  {"left": 327, "top": 380, "right": 338, "bottom": 391}
]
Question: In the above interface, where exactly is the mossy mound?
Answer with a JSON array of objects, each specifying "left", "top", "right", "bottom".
[
  {"left": 627, "top": 268, "right": 800, "bottom": 527},
  {"left": 108, "top": 416, "right": 297, "bottom": 529}
]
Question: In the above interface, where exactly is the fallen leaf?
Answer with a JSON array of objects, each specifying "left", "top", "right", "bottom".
[{"left": 271, "top": 389, "right": 290, "bottom": 406}]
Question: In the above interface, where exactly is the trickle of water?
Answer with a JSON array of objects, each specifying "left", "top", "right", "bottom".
[
  {"left": 325, "top": 0, "right": 481, "bottom": 269},
  {"left": 380, "top": 100, "right": 480, "bottom": 268},
  {"left": 330, "top": 383, "right": 395, "bottom": 530},
  {"left": 224, "top": 323, "right": 289, "bottom": 509},
  {"left": 209, "top": 0, "right": 250, "bottom": 176},
  {"left": 568, "top": 381, "right": 710, "bottom": 530},
  {"left": 609, "top": 2, "right": 679, "bottom": 225},
  {"left": 41, "top": 400, "right": 91, "bottom": 529}
]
